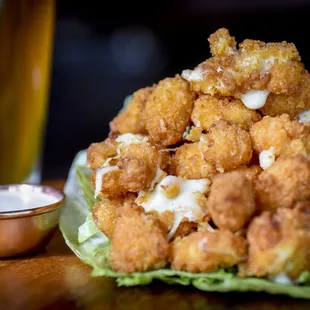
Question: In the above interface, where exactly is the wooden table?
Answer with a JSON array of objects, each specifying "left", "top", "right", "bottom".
[{"left": 1, "top": 180, "right": 310, "bottom": 310}]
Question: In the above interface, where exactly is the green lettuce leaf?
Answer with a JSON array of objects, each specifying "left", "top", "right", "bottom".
[
  {"left": 78, "top": 214, "right": 101, "bottom": 243},
  {"left": 59, "top": 150, "right": 310, "bottom": 299},
  {"left": 298, "top": 272, "right": 310, "bottom": 285},
  {"left": 75, "top": 164, "right": 99, "bottom": 209}
]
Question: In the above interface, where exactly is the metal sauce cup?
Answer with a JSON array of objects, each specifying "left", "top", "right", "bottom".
[{"left": 0, "top": 184, "right": 65, "bottom": 258}]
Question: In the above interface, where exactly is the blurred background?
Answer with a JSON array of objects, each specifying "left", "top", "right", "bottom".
[{"left": 41, "top": 0, "right": 310, "bottom": 179}]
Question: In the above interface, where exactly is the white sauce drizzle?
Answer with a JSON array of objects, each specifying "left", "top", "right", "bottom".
[
  {"left": 167, "top": 214, "right": 183, "bottom": 240},
  {"left": 299, "top": 109, "right": 310, "bottom": 124},
  {"left": 149, "top": 168, "right": 167, "bottom": 190},
  {"left": 259, "top": 147, "right": 275, "bottom": 170},
  {"left": 94, "top": 134, "right": 153, "bottom": 198},
  {"left": 115, "top": 133, "right": 148, "bottom": 154},
  {"left": 102, "top": 157, "right": 115, "bottom": 167},
  {"left": 136, "top": 176, "right": 210, "bottom": 239},
  {"left": 240, "top": 90, "right": 270, "bottom": 110},
  {"left": 94, "top": 166, "right": 118, "bottom": 198}
]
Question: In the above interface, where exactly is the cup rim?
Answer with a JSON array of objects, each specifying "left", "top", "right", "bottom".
[{"left": 0, "top": 184, "right": 65, "bottom": 219}]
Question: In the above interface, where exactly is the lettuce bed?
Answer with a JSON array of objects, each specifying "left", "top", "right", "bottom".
[{"left": 59, "top": 150, "right": 310, "bottom": 299}]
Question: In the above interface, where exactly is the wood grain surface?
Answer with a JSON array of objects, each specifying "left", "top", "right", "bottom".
[{"left": 0, "top": 180, "right": 310, "bottom": 310}]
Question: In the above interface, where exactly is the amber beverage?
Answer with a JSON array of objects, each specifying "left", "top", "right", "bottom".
[{"left": 0, "top": 0, "right": 54, "bottom": 184}]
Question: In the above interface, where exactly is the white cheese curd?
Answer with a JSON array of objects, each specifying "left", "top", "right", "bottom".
[
  {"left": 299, "top": 109, "right": 310, "bottom": 124},
  {"left": 136, "top": 176, "right": 210, "bottom": 239},
  {"left": 240, "top": 90, "right": 270, "bottom": 110},
  {"left": 94, "top": 166, "right": 119, "bottom": 198},
  {"left": 271, "top": 273, "right": 294, "bottom": 285},
  {"left": 0, "top": 190, "right": 58, "bottom": 212},
  {"left": 181, "top": 67, "right": 204, "bottom": 82},
  {"left": 259, "top": 147, "right": 275, "bottom": 170}
]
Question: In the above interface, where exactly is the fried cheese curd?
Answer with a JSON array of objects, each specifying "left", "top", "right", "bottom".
[
  {"left": 110, "top": 204, "right": 170, "bottom": 273},
  {"left": 191, "top": 95, "right": 262, "bottom": 131},
  {"left": 89, "top": 134, "right": 169, "bottom": 198},
  {"left": 154, "top": 210, "right": 199, "bottom": 240},
  {"left": 87, "top": 136, "right": 118, "bottom": 170},
  {"left": 117, "top": 142, "right": 160, "bottom": 192},
  {"left": 92, "top": 194, "right": 136, "bottom": 239},
  {"left": 199, "top": 120, "right": 253, "bottom": 172},
  {"left": 232, "top": 165, "right": 262, "bottom": 183},
  {"left": 246, "top": 204, "right": 310, "bottom": 279},
  {"left": 255, "top": 154, "right": 310, "bottom": 210},
  {"left": 171, "top": 230, "right": 247, "bottom": 273},
  {"left": 250, "top": 114, "right": 310, "bottom": 159},
  {"left": 207, "top": 172, "right": 255, "bottom": 232},
  {"left": 261, "top": 71, "right": 310, "bottom": 117},
  {"left": 110, "top": 86, "right": 153, "bottom": 134},
  {"left": 144, "top": 75, "right": 196, "bottom": 146},
  {"left": 170, "top": 142, "right": 216, "bottom": 179},
  {"left": 182, "top": 28, "right": 304, "bottom": 100},
  {"left": 87, "top": 28, "right": 310, "bottom": 277},
  {"left": 91, "top": 168, "right": 127, "bottom": 199}
]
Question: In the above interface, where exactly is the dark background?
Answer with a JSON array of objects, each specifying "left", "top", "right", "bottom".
[{"left": 42, "top": 0, "right": 310, "bottom": 180}]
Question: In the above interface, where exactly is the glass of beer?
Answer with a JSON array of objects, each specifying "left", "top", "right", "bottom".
[{"left": 0, "top": 0, "right": 55, "bottom": 184}]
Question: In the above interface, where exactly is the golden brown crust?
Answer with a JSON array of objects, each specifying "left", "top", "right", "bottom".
[
  {"left": 261, "top": 71, "right": 310, "bottom": 117},
  {"left": 145, "top": 75, "right": 196, "bottom": 146},
  {"left": 183, "top": 28, "right": 303, "bottom": 98},
  {"left": 170, "top": 142, "right": 216, "bottom": 179},
  {"left": 117, "top": 143, "right": 159, "bottom": 192},
  {"left": 191, "top": 95, "right": 262, "bottom": 131},
  {"left": 92, "top": 194, "right": 136, "bottom": 239},
  {"left": 87, "top": 137, "right": 118, "bottom": 170},
  {"left": 110, "top": 87, "right": 153, "bottom": 134},
  {"left": 207, "top": 172, "right": 255, "bottom": 232},
  {"left": 250, "top": 114, "right": 310, "bottom": 157},
  {"left": 92, "top": 199, "right": 119, "bottom": 239},
  {"left": 246, "top": 207, "right": 310, "bottom": 278},
  {"left": 90, "top": 169, "right": 127, "bottom": 199},
  {"left": 255, "top": 154, "right": 310, "bottom": 210},
  {"left": 208, "top": 28, "right": 237, "bottom": 57},
  {"left": 110, "top": 205, "right": 170, "bottom": 273},
  {"left": 171, "top": 230, "right": 247, "bottom": 272},
  {"left": 154, "top": 210, "right": 198, "bottom": 240},
  {"left": 184, "top": 126, "right": 203, "bottom": 142},
  {"left": 200, "top": 120, "right": 253, "bottom": 171},
  {"left": 232, "top": 165, "right": 262, "bottom": 184}
]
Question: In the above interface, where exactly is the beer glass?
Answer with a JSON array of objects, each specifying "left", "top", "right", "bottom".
[{"left": 0, "top": 0, "right": 55, "bottom": 184}]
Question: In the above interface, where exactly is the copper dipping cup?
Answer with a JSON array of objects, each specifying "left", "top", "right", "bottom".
[{"left": 0, "top": 184, "right": 65, "bottom": 258}]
